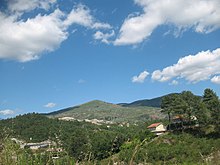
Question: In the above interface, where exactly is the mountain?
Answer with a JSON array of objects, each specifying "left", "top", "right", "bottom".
[
  {"left": 120, "top": 96, "right": 163, "bottom": 107},
  {"left": 46, "top": 94, "right": 186, "bottom": 123},
  {"left": 46, "top": 100, "right": 165, "bottom": 123},
  {"left": 121, "top": 94, "right": 177, "bottom": 108}
]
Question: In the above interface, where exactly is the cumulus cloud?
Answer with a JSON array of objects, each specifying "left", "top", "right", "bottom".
[
  {"left": 211, "top": 76, "right": 220, "bottom": 84},
  {"left": 44, "top": 102, "right": 56, "bottom": 108},
  {"left": 0, "top": 109, "right": 15, "bottom": 115},
  {"left": 63, "top": 4, "right": 111, "bottom": 29},
  {"left": 114, "top": 0, "right": 220, "bottom": 45},
  {"left": 8, "top": 0, "right": 56, "bottom": 13},
  {"left": 132, "top": 71, "right": 149, "bottom": 83},
  {"left": 151, "top": 48, "right": 220, "bottom": 84},
  {"left": 0, "top": 9, "right": 68, "bottom": 62},
  {"left": 0, "top": 2, "right": 112, "bottom": 62},
  {"left": 93, "top": 30, "right": 115, "bottom": 44}
]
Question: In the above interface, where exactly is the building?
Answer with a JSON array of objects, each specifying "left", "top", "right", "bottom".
[
  {"left": 172, "top": 115, "right": 185, "bottom": 123},
  {"left": 147, "top": 122, "right": 166, "bottom": 135},
  {"left": 11, "top": 138, "right": 55, "bottom": 150}
]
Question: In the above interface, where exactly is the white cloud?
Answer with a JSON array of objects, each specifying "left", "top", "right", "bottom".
[
  {"left": 63, "top": 4, "right": 111, "bottom": 29},
  {"left": 114, "top": 0, "right": 220, "bottom": 45},
  {"left": 92, "top": 22, "right": 112, "bottom": 29},
  {"left": 151, "top": 48, "right": 220, "bottom": 84},
  {"left": 93, "top": 30, "right": 115, "bottom": 44},
  {"left": 44, "top": 102, "right": 56, "bottom": 108},
  {"left": 132, "top": 71, "right": 149, "bottom": 83},
  {"left": 0, "top": 109, "right": 15, "bottom": 115},
  {"left": 8, "top": 0, "right": 56, "bottom": 13},
  {"left": 0, "top": 9, "right": 67, "bottom": 62},
  {"left": 211, "top": 76, "right": 220, "bottom": 84},
  {"left": 0, "top": 3, "right": 112, "bottom": 62}
]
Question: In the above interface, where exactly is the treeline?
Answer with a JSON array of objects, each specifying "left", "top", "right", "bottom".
[
  {"left": 161, "top": 88, "right": 220, "bottom": 133},
  {"left": 0, "top": 113, "right": 153, "bottom": 162}
]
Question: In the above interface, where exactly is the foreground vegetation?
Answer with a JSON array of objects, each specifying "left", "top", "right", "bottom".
[
  {"left": 0, "top": 113, "right": 153, "bottom": 164},
  {"left": 1, "top": 125, "right": 220, "bottom": 164},
  {"left": 103, "top": 131, "right": 220, "bottom": 164},
  {"left": 0, "top": 88, "right": 220, "bottom": 164}
]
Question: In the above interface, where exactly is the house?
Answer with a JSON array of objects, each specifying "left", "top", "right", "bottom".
[
  {"left": 168, "top": 115, "right": 199, "bottom": 130},
  {"left": 17, "top": 139, "right": 55, "bottom": 150},
  {"left": 172, "top": 115, "right": 198, "bottom": 123},
  {"left": 147, "top": 122, "right": 166, "bottom": 135},
  {"left": 27, "top": 143, "right": 49, "bottom": 150}
]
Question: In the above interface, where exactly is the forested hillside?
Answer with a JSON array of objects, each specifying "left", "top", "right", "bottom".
[
  {"left": 0, "top": 113, "right": 154, "bottom": 164},
  {"left": 46, "top": 100, "right": 164, "bottom": 123},
  {"left": 121, "top": 94, "right": 167, "bottom": 107}
]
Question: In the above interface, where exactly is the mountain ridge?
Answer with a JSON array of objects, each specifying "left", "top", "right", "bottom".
[
  {"left": 47, "top": 94, "right": 168, "bottom": 117},
  {"left": 121, "top": 93, "right": 179, "bottom": 107},
  {"left": 45, "top": 95, "right": 173, "bottom": 123}
]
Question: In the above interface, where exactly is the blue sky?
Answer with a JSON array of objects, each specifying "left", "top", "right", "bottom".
[{"left": 0, "top": 0, "right": 220, "bottom": 118}]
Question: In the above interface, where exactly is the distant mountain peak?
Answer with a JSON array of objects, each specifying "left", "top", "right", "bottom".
[
  {"left": 45, "top": 98, "right": 165, "bottom": 123},
  {"left": 80, "top": 100, "right": 114, "bottom": 107},
  {"left": 84, "top": 100, "right": 108, "bottom": 104}
]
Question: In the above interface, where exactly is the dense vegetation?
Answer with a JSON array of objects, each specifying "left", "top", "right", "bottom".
[
  {"left": 161, "top": 88, "right": 220, "bottom": 132},
  {"left": 0, "top": 88, "right": 220, "bottom": 164},
  {"left": 0, "top": 113, "right": 155, "bottom": 163},
  {"left": 107, "top": 132, "right": 220, "bottom": 164}
]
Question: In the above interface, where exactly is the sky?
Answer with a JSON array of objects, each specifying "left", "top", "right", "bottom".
[{"left": 0, "top": 0, "right": 220, "bottom": 118}]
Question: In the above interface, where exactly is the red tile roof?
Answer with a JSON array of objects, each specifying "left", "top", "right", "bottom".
[{"left": 147, "top": 122, "right": 161, "bottom": 128}]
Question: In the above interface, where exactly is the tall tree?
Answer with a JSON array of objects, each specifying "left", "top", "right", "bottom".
[
  {"left": 203, "top": 89, "right": 219, "bottom": 110},
  {"left": 202, "top": 88, "right": 220, "bottom": 131},
  {"left": 180, "top": 91, "right": 200, "bottom": 123},
  {"left": 161, "top": 94, "right": 174, "bottom": 123},
  {"left": 195, "top": 102, "right": 209, "bottom": 126},
  {"left": 161, "top": 94, "right": 186, "bottom": 123}
]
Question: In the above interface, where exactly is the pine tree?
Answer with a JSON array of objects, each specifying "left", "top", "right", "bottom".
[
  {"left": 180, "top": 91, "right": 200, "bottom": 123},
  {"left": 202, "top": 88, "right": 220, "bottom": 131},
  {"left": 161, "top": 94, "right": 186, "bottom": 123},
  {"left": 195, "top": 102, "right": 209, "bottom": 126}
]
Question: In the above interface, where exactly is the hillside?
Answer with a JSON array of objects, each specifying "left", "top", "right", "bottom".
[
  {"left": 122, "top": 93, "right": 179, "bottom": 107},
  {"left": 101, "top": 132, "right": 220, "bottom": 164},
  {"left": 46, "top": 100, "right": 165, "bottom": 123},
  {"left": 121, "top": 96, "right": 163, "bottom": 107}
]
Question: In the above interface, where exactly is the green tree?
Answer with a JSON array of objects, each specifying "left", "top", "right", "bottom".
[
  {"left": 68, "top": 130, "right": 91, "bottom": 161},
  {"left": 203, "top": 89, "right": 219, "bottom": 110},
  {"left": 161, "top": 94, "right": 175, "bottom": 123},
  {"left": 195, "top": 102, "right": 209, "bottom": 126},
  {"left": 180, "top": 91, "right": 200, "bottom": 123},
  {"left": 161, "top": 94, "right": 186, "bottom": 123},
  {"left": 202, "top": 88, "right": 220, "bottom": 131}
]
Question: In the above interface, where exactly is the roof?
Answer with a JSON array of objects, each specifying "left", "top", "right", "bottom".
[
  {"left": 147, "top": 122, "right": 161, "bottom": 128},
  {"left": 173, "top": 115, "right": 184, "bottom": 120}
]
